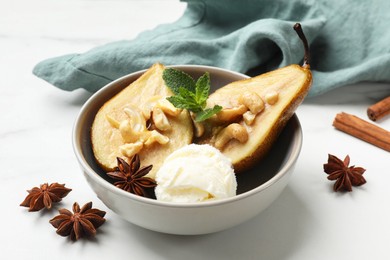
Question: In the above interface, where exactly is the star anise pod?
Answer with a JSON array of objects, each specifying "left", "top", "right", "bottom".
[
  {"left": 323, "top": 154, "right": 366, "bottom": 192},
  {"left": 49, "top": 202, "right": 106, "bottom": 241},
  {"left": 20, "top": 183, "right": 72, "bottom": 211},
  {"left": 107, "top": 155, "right": 156, "bottom": 197}
]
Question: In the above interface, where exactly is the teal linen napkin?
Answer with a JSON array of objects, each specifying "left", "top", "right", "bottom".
[{"left": 33, "top": 0, "right": 390, "bottom": 96}]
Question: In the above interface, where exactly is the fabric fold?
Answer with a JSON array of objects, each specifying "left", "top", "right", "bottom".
[{"left": 33, "top": 0, "right": 390, "bottom": 97}]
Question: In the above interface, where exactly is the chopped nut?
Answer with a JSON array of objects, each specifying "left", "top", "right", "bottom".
[
  {"left": 141, "top": 108, "right": 152, "bottom": 120},
  {"left": 120, "top": 141, "right": 144, "bottom": 158},
  {"left": 243, "top": 111, "right": 256, "bottom": 125},
  {"left": 115, "top": 99, "right": 172, "bottom": 157},
  {"left": 157, "top": 98, "right": 181, "bottom": 116},
  {"left": 152, "top": 107, "right": 171, "bottom": 131},
  {"left": 217, "top": 105, "right": 247, "bottom": 122},
  {"left": 119, "top": 120, "right": 140, "bottom": 143},
  {"left": 190, "top": 112, "right": 205, "bottom": 137},
  {"left": 265, "top": 91, "right": 279, "bottom": 105},
  {"left": 142, "top": 95, "right": 163, "bottom": 120},
  {"left": 105, "top": 114, "right": 120, "bottom": 128},
  {"left": 144, "top": 130, "right": 170, "bottom": 146},
  {"left": 193, "top": 121, "right": 205, "bottom": 138},
  {"left": 123, "top": 108, "right": 146, "bottom": 135},
  {"left": 123, "top": 107, "right": 147, "bottom": 132},
  {"left": 238, "top": 91, "right": 264, "bottom": 114},
  {"left": 119, "top": 106, "right": 149, "bottom": 143},
  {"left": 214, "top": 123, "right": 248, "bottom": 149},
  {"left": 211, "top": 125, "right": 224, "bottom": 138}
]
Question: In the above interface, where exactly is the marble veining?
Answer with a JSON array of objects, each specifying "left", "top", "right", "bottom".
[{"left": 1, "top": 0, "right": 390, "bottom": 259}]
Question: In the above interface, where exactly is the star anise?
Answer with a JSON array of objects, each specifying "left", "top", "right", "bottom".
[
  {"left": 323, "top": 154, "right": 366, "bottom": 192},
  {"left": 107, "top": 155, "right": 156, "bottom": 197},
  {"left": 20, "top": 183, "right": 72, "bottom": 211},
  {"left": 49, "top": 202, "right": 106, "bottom": 241}
]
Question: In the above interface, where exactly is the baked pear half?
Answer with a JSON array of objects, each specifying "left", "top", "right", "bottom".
[
  {"left": 91, "top": 63, "right": 193, "bottom": 178},
  {"left": 196, "top": 23, "right": 312, "bottom": 173}
]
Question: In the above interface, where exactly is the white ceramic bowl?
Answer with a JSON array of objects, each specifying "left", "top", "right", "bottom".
[{"left": 72, "top": 65, "right": 303, "bottom": 235}]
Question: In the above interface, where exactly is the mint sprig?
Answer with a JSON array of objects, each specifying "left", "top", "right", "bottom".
[{"left": 163, "top": 68, "right": 222, "bottom": 122}]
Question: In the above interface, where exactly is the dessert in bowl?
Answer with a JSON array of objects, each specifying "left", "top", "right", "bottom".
[
  {"left": 73, "top": 23, "right": 312, "bottom": 235},
  {"left": 72, "top": 64, "right": 306, "bottom": 235}
]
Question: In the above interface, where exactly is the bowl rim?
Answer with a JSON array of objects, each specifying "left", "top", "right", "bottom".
[{"left": 72, "top": 64, "right": 303, "bottom": 209}]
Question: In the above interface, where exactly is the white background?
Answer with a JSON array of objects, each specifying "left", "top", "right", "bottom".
[{"left": 2, "top": 0, "right": 390, "bottom": 259}]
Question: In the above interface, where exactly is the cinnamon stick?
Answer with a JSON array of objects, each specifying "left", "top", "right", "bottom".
[
  {"left": 367, "top": 96, "right": 390, "bottom": 121},
  {"left": 333, "top": 112, "right": 390, "bottom": 152}
]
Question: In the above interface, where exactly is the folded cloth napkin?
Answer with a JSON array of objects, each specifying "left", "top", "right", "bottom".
[{"left": 33, "top": 0, "right": 390, "bottom": 96}]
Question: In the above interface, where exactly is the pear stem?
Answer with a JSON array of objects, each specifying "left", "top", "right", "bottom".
[{"left": 293, "top": 23, "right": 310, "bottom": 68}]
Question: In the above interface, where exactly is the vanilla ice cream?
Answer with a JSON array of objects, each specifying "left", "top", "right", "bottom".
[{"left": 155, "top": 144, "right": 237, "bottom": 203}]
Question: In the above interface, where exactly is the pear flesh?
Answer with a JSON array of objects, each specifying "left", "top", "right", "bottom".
[
  {"left": 198, "top": 64, "right": 312, "bottom": 173},
  {"left": 91, "top": 63, "right": 193, "bottom": 178},
  {"left": 92, "top": 63, "right": 311, "bottom": 177}
]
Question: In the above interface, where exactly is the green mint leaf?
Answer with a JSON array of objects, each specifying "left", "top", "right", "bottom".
[
  {"left": 195, "top": 72, "right": 210, "bottom": 109},
  {"left": 166, "top": 96, "right": 189, "bottom": 109},
  {"left": 177, "top": 87, "right": 203, "bottom": 112},
  {"left": 195, "top": 105, "right": 222, "bottom": 122},
  {"left": 178, "top": 86, "right": 196, "bottom": 101},
  {"left": 166, "top": 96, "right": 202, "bottom": 113},
  {"left": 163, "top": 68, "right": 223, "bottom": 122},
  {"left": 163, "top": 68, "right": 196, "bottom": 95}
]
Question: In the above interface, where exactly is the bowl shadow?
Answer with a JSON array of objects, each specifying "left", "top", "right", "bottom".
[{"left": 118, "top": 185, "right": 310, "bottom": 260}]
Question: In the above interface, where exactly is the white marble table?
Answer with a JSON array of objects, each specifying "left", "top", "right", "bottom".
[{"left": 2, "top": 0, "right": 390, "bottom": 259}]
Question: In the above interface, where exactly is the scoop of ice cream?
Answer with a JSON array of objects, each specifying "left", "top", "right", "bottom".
[{"left": 155, "top": 144, "right": 237, "bottom": 203}]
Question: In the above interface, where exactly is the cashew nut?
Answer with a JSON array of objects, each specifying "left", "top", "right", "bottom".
[
  {"left": 123, "top": 107, "right": 146, "bottom": 132},
  {"left": 112, "top": 99, "right": 171, "bottom": 159},
  {"left": 141, "top": 108, "right": 152, "bottom": 120},
  {"left": 152, "top": 107, "right": 171, "bottom": 131},
  {"left": 142, "top": 95, "right": 163, "bottom": 120},
  {"left": 214, "top": 123, "right": 249, "bottom": 150},
  {"left": 190, "top": 112, "right": 205, "bottom": 137},
  {"left": 120, "top": 141, "right": 144, "bottom": 158},
  {"left": 119, "top": 120, "right": 141, "bottom": 143},
  {"left": 243, "top": 111, "right": 256, "bottom": 125},
  {"left": 238, "top": 91, "right": 264, "bottom": 114},
  {"left": 217, "top": 105, "right": 247, "bottom": 122},
  {"left": 193, "top": 121, "right": 205, "bottom": 138},
  {"left": 157, "top": 98, "right": 181, "bottom": 116},
  {"left": 144, "top": 130, "right": 170, "bottom": 146},
  {"left": 265, "top": 91, "right": 279, "bottom": 105}
]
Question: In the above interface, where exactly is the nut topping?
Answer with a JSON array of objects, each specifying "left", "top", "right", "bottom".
[
  {"left": 193, "top": 120, "right": 205, "bottom": 137},
  {"left": 214, "top": 123, "right": 249, "bottom": 149},
  {"left": 217, "top": 105, "right": 247, "bottom": 122},
  {"left": 190, "top": 112, "right": 205, "bottom": 137},
  {"left": 238, "top": 91, "right": 264, "bottom": 114},
  {"left": 105, "top": 97, "right": 179, "bottom": 160},
  {"left": 119, "top": 120, "right": 141, "bottom": 143},
  {"left": 123, "top": 107, "right": 146, "bottom": 132},
  {"left": 152, "top": 107, "right": 171, "bottom": 131},
  {"left": 243, "top": 111, "right": 256, "bottom": 125},
  {"left": 120, "top": 141, "right": 144, "bottom": 158},
  {"left": 265, "top": 91, "right": 279, "bottom": 105},
  {"left": 144, "top": 130, "right": 170, "bottom": 145},
  {"left": 142, "top": 95, "right": 181, "bottom": 120},
  {"left": 156, "top": 98, "right": 181, "bottom": 116}
]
